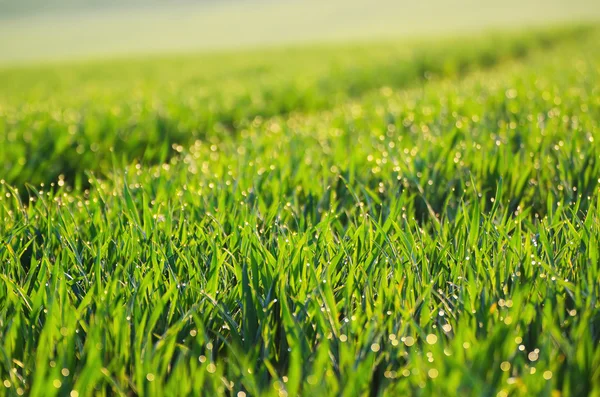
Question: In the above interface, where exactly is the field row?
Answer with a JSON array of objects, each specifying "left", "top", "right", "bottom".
[{"left": 0, "top": 25, "right": 593, "bottom": 187}]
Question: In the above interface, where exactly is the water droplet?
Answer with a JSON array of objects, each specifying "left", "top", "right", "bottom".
[{"left": 426, "top": 334, "right": 438, "bottom": 345}]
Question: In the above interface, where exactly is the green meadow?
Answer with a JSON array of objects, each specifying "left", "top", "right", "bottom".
[{"left": 0, "top": 6, "right": 600, "bottom": 396}]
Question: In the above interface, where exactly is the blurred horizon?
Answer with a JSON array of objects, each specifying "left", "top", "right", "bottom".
[
  {"left": 1, "top": 0, "right": 599, "bottom": 65},
  {"left": 0, "top": 0, "right": 236, "bottom": 17}
]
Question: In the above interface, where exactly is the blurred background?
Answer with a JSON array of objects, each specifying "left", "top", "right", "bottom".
[{"left": 1, "top": 0, "right": 599, "bottom": 64}]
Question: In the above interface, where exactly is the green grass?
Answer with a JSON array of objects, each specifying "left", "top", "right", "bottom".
[
  {"left": 1, "top": 24, "right": 600, "bottom": 396},
  {"left": 0, "top": 25, "right": 591, "bottom": 188}
]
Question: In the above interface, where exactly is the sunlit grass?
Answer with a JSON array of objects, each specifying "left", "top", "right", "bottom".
[{"left": 0, "top": 24, "right": 599, "bottom": 396}]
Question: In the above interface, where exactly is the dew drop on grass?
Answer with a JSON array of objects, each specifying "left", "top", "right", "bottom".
[
  {"left": 272, "top": 381, "right": 284, "bottom": 391},
  {"left": 428, "top": 368, "right": 439, "bottom": 379},
  {"left": 426, "top": 334, "right": 438, "bottom": 345}
]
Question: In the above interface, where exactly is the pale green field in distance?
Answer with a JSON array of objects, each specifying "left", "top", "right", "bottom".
[{"left": 1, "top": 0, "right": 600, "bottom": 63}]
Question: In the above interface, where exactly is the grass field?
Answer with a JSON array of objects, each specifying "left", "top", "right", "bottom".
[
  {"left": 1, "top": 0, "right": 600, "bottom": 63},
  {"left": 1, "top": 19, "right": 600, "bottom": 397}
]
